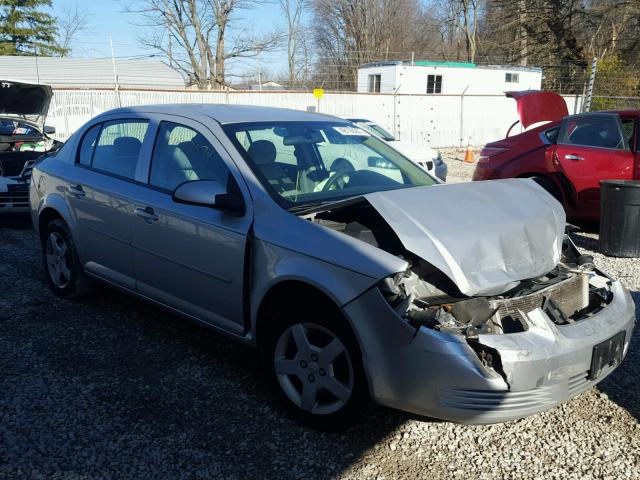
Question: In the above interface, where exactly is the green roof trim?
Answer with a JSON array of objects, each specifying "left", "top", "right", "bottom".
[{"left": 413, "top": 61, "right": 476, "bottom": 68}]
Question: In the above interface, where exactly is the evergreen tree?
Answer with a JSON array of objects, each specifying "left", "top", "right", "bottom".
[{"left": 0, "top": 0, "right": 66, "bottom": 56}]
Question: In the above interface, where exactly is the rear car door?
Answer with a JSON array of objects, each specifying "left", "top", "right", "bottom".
[
  {"left": 67, "top": 117, "right": 152, "bottom": 289},
  {"left": 555, "top": 113, "right": 634, "bottom": 215},
  {"left": 129, "top": 117, "right": 252, "bottom": 335}
]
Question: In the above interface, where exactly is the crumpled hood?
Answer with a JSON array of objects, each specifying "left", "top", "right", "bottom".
[
  {"left": 364, "top": 179, "right": 566, "bottom": 296},
  {"left": 0, "top": 80, "right": 52, "bottom": 127}
]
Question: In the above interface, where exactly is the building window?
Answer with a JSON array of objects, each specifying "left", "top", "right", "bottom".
[
  {"left": 427, "top": 75, "right": 442, "bottom": 94},
  {"left": 368, "top": 74, "right": 381, "bottom": 93},
  {"left": 505, "top": 72, "right": 520, "bottom": 83}
]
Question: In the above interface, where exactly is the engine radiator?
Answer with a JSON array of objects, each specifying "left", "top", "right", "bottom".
[{"left": 494, "top": 274, "right": 589, "bottom": 321}]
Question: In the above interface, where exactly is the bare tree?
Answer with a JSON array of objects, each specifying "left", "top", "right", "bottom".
[
  {"left": 57, "top": 5, "right": 90, "bottom": 57},
  {"left": 277, "top": 0, "right": 305, "bottom": 84},
  {"left": 210, "top": 0, "right": 282, "bottom": 87},
  {"left": 129, "top": 0, "right": 280, "bottom": 89},
  {"left": 311, "top": 0, "right": 429, "bottom": 89},
  {"left": 460, "top": 0, "right": 480, "bottom": 62}
]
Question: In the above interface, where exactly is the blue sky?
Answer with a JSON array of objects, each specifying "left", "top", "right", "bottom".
[{"left": 50, "top": 0, "right": 291, "bottom": 81}]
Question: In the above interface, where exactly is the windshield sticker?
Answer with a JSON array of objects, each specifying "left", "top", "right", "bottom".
[{"left": 333, "top": 126, "right": 369, "bottom": 136}]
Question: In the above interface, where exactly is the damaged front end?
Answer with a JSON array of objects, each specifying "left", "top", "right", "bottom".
[
  {"left": 303, "top": 179, "right": 634, "bottom": 422},
  {"left": 377, "top": 235, "right": 615, "bottom": 386}
]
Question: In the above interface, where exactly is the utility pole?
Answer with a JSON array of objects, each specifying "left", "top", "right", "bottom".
[
  {"left": 583, "top": 57, "right": 598, "bottom": 113},
  {"left": 110, "top": 37, "right": 121, "bottom": 107},
  {"left": 393, "top": 83, "right": 402, "bottom": 138},
  {"left": 460, "top": 85, "right": 469, "bottom": 147}
]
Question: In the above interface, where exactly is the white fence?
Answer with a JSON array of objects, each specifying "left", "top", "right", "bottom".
[{"left": 48, "top": 89, "right": 584, "bottom": 148}]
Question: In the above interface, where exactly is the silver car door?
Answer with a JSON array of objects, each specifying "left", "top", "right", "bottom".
[
  {"left": 130, "top": 116, "right": 252, "bottom": 335},
  {"left": 67, "top": 117, "right": 153, "bottom": 289}
]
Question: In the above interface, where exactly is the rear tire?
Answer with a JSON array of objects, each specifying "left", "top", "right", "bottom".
[
  {"left": 41, "top": 219, "right": 92, "bottom": 299},
  {"left": 260, "top": 303, "right": 369, "bottom": 431},
  {"left": 531, "top": 175, "right": 563, "bottom": 203}
]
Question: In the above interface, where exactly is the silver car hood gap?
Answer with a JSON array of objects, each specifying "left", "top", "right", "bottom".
[{"left": 363, "top": 179, "right": 566, "bottom": 296}]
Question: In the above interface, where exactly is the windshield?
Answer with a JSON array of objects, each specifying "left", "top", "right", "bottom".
[
  {"left": 224, "top": 121, "right": 437, "bottom": 209},
  {"left": 353, "top": 121, "right": 395, "bottom": 141},
  {"left": 0, "top": 119, "right": 40, "bottom": 137}
]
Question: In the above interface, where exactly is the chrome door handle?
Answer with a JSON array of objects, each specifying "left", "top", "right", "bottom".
[
  {"left": 67, "top": 184, "right": 86, "bottom": 198},
  {"left": 135, "top": 206, "right": 159, "bottom": 223},
  {"left": 565, "top": 154, "right": 585, "bottom": 161}
]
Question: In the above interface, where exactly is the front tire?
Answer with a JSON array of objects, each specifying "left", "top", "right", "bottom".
[
  {"left": 42, "top": 219, "right": 92, "bottom": 298},
  {"left": 261, "top": 304, "right": 369, "bottom": 431}
]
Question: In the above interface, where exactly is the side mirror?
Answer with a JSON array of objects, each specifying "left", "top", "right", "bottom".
[
  {"left": 172, "top": 179, "right": 245, "bottom": 216},
  {"left": 44, "top": 125, "right": 56, "bottom": 135}
]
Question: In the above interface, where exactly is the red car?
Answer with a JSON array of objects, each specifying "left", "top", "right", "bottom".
[{"left": 473, "top": 91, "right": 638, "bottom": 221}]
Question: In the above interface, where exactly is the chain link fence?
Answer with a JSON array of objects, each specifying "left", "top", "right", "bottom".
[{"left": 591, "top": 96, "right": 640, "bottom": 111}]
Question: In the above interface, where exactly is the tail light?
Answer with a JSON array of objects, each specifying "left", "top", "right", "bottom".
[{"left": 477, "top": 147, "right": 507, "bottom": 164}]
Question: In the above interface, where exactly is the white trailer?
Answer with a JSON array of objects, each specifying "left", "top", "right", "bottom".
[{"left": 357, "top": 61, "right": 542, "bottom": 96}]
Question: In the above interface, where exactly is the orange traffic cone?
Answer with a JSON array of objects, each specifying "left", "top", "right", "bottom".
[{"left": 464, "top": 143, "right": 474, "bottom": 163}]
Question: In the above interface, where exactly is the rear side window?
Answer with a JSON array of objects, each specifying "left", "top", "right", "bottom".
[
  {"left": 559, "top": 115, "right": 626, "bottom": 150},
  {"left": 77, "top": 124, "right": 101, "bottom": 166},
  {"left": 92, "top": 120, "right": 149, "bottom": 179},
  {"left": 149, "top": 121, "right": 229, "bottom": 192},
  {"left": 544, "top": 127, "right": 559, "bottom": 144},
  {"left": 621, "top": 118, "right": 635, "bottom": 150}
]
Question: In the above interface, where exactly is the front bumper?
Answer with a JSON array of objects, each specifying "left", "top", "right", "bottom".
[
  {"left": 343, "top": 280, "right": 635, "bottom": 424},
  {"left": 0, "top": 177, "right": 30, "bottom": 213}
]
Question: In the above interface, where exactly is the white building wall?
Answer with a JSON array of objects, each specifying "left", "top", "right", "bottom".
[
  {"left": 357, "top": 64, "right": 542, "bottom": 95},
  {"left": 47, "top": 89, "right": 582, "bottom": 148},
  {"left": 356, "top": 66, "right": 399, "bottom": 93}
]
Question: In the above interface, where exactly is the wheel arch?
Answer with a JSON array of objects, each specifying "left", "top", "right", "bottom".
[
  {"left": 38, "top": 207, "right": 65, "bottom": 242},
  {"left": 255, "top": 280, "right": 352, "bottom": 348},
  {"left": 36, "top": 193, "right": 75, "bottom": 240},
  {"left": 516, "top": 171, "right": 572, "bottom": 205}
]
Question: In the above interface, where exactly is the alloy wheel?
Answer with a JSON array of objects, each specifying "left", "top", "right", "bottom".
[
  {"left": 45, "top": 231, "right": 72, "bottom": 288},
  {"left": 273, "top": 322, "right": 354, "bottom": 415}
]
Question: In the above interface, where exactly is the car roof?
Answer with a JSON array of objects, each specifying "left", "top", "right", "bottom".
[
  {"left": 97, "top": 104, "right": 345, "bottom": 125},
  {"left": 601, "top": 110, "right": 640, "bottom": 117}
]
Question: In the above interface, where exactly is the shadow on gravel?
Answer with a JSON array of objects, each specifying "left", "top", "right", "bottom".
[
  {"left": 571, "top": 220, "right": 599, "bottom": 234},
  {"left": 0, "top": 223, "right": 411, "bottom": 479},
  {"left": 0, "top": 212, "right": 32, "bottom": 230},
  {"left": 597, "top": 290, "right": 640, "bottom": 422},
  {"left": 569, "top": 231, "right": 599, "bottom": 252}
]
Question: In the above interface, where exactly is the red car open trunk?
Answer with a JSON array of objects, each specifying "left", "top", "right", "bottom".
[{"left": 473, "top": 91, "right": 639, "bottom": 221}]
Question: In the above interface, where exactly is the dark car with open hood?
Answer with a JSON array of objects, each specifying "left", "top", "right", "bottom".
[{"left": 1, "top": 80, "right": 62, "bottom": 212}]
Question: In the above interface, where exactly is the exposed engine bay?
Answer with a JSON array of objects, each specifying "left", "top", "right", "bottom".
[{"left": 304, "top": 199, "right": 613, "bottom": 340}]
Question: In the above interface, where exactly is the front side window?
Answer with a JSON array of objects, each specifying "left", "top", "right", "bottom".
[
  {"left": 149, "top": 121, "right": 229, "bottom": 192},
  {"left": 559, "top": 115, "right": 626, "bottom": 150},
  {"left": 91, "top": 119, "right": 149, "bottom": 179},
  {"left": 368, "top": 74, "right": 381, "bottom": 93},
  {"left": 427, "top": 75, "right": 442, "bottom": 94},
  {"left": 223, "top": 121, "right": 437, "bottom": 209}
]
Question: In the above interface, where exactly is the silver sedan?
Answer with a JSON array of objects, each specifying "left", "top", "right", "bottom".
[{"left": 30, "top": 105, "right": 635, "bottom": 430}]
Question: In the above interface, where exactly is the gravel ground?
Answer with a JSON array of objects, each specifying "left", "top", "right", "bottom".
[{"left": 1, "top": 157, "right": 639, "bottom": 479}]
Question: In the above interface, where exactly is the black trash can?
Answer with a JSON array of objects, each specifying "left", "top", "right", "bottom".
[{"left": 599, "top": 180, "right": 640, "bottom": 257}]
